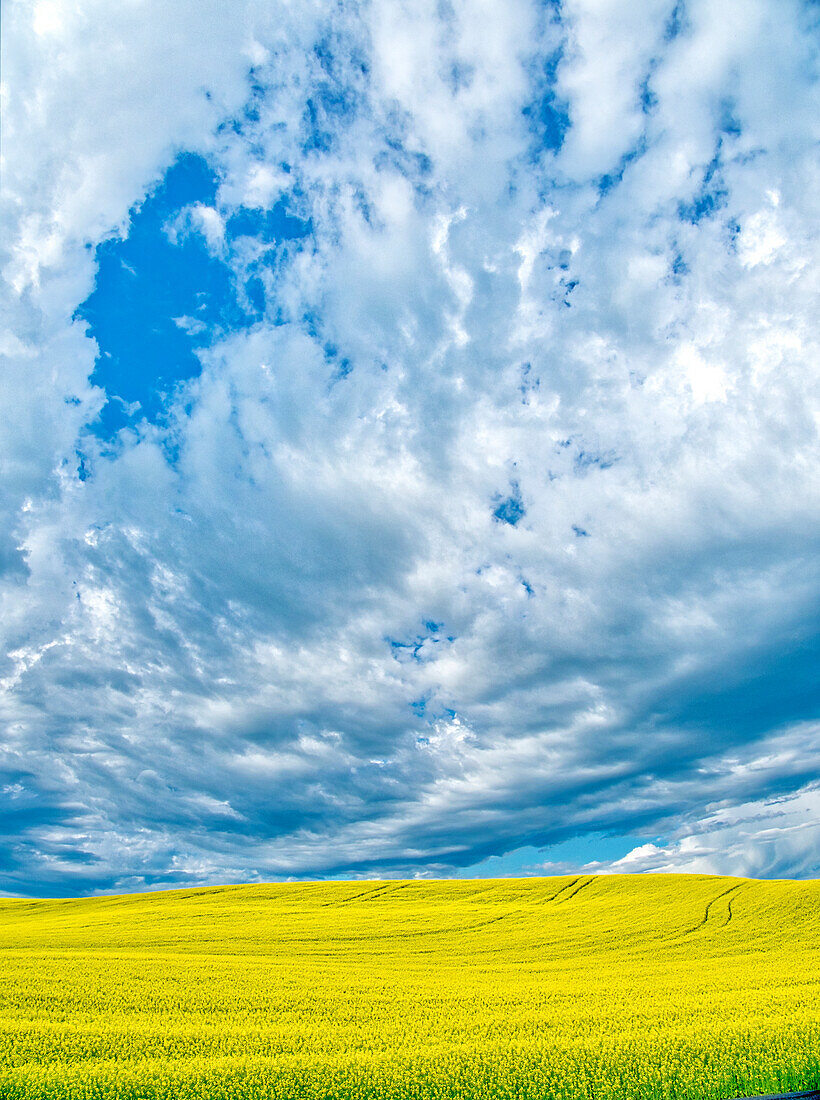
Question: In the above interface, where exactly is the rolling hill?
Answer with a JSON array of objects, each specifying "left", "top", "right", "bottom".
[{"left": 1, "top": 874, "right": 818, "bottom": 1099}]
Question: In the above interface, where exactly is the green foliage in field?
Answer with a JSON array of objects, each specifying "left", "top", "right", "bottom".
[{"left": 0, "top": 874, "right": 818, "bottom": 1099}]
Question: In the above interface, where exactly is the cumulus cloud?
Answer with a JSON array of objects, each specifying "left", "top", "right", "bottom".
[{"left": 0, "top": 0, "right": 818, "bottom": 895}]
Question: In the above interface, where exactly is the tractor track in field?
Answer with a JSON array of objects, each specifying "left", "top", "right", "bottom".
[
  {"left": 545, "top": 877, "right": 581, "bottom": 903},
  {"left": 320, "top": 882, "right": 412, "bottom": 907},
  {"left": 681, "top": 884, "right": 745, "bottom": 936},
  {"left": 724, "top": 886, "right": 747, "bottom": 927},
  {"left": 555, "top": 876, "right": 594, "bottom": 904},
  {"left": 317, "top": 876, "right": 600, "bottom": 937},
  {"left": 462, "top": 912, "right": 519, "bottom": 933}
]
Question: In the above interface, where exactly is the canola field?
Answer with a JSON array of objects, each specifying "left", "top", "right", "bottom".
[{"left": 0, "top": 874, "right": 818, "bottom": 1100}]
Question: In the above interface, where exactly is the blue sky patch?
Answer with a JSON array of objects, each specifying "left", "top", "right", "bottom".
[
  {"left": 597, "top": 140, "right": 647, "bottom": 197},
  {"left": 77, "top": 153, "right": 310, "bottom": 442},
  {"left": 226, "top": 201, "right": 309, "bottom": 245},
  {"left": 78, "top": 154, "right": 243, "bottom": 439},
  {"left": 493, "top": 482, "right": 526, "bottom": 526},
  {"left": 523, "top": 48, "right": 571, "bottom": 156}
]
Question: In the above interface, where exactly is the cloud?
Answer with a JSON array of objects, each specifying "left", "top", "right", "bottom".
[
  {"left": 0, "top": 0, "right": 818, "bottom": 895},
  {"left": 589, "top": 722, "right": 820, "bottom": 878}
]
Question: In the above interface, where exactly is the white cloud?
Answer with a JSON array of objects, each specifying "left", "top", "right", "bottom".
[
  {"left": 0, "top": 0, "right": 818, "bottom": 894},
  {"left": 598, "top": 778, "right": 820, "bottom": 879},
  {"left": 557, "top": 0, "right": 674, "bottom": 178}
]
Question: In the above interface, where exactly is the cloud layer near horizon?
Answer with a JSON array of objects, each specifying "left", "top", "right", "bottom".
[{"left": 1, "top": 0, "right": 819, "bottom": 895}]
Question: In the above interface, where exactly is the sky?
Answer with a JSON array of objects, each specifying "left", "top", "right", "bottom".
[{"left": 1, "top": 0, "right": 819, "bottom": 898}]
